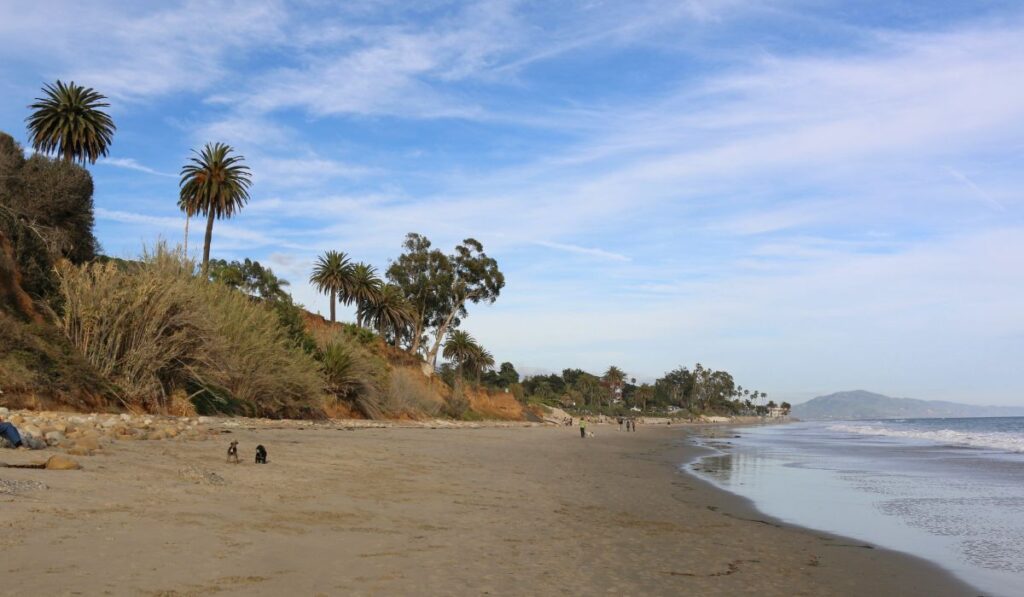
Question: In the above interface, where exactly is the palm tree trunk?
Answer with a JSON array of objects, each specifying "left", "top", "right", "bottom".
[
  {"left": 329, "top": 289, "right": 336, "bottom": 323},
  {"left": 201, "top": 210, "right": 215, "bottom": 276},
  {"left": 183, "top": 214, "right": 190, "bottom": 259}
]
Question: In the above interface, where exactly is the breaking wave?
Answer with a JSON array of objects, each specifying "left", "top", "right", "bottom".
[{"left": 828, "top": 424, "right": 1024, "bottom": 453}]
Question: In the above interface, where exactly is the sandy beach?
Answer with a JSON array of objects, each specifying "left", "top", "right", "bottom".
[{"left": 0, "top": 420, "right": 976, "bottom": 596}]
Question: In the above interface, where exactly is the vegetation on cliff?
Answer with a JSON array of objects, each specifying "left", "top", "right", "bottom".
[{"left": 0, "top": 79, "right": 762, "bottom": 421}]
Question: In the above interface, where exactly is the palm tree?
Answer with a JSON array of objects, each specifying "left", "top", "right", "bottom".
[
  {"left": 465, "top": 346, "right": 495, "bottom": 385},
  {"left": 603, "top": 365, "right": 626, "bottom": 407},
  {"left": 310, "top": 250, "right": 353, "bottom": 323},
  {"left": 344, "top": 263, "right": 382, "bottom": 328},
  {"left": 363, "top": 283, "right": 415, "bottom": 343},
  {"left": 26, "top": 80, "right": 115, "bottom": 165},
  {"left": 178, "top": 143, "right": 252, "bottom": 275},
  {"left": 443, "top": 330, "right": 479, "bottom": 380}
]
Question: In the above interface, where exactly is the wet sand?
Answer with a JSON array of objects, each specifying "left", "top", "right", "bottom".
[{"left": 0, "top": 421, "right": 977, "bottom": 595}]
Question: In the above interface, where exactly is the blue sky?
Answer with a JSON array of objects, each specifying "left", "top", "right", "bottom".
[{"left": 2, "top": 0, "right": 1023, "bottom": 405}]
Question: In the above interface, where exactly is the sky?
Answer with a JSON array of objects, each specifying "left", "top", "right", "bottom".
[{"left": 1, "top": 0, "right": 1023, "bottom": 405}]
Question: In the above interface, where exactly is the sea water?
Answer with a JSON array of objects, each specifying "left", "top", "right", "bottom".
[{"left": 687, "top": 417, "right": 1024, "bottom": 596}]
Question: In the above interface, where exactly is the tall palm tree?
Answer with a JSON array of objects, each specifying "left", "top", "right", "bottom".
[
  {"left": 26, "top": 80, "right": 115, "bottom": 165},
  {"left": 343, "top": 262, "right": 382, "bottom": 328},
  {"left": 443, "top": 330, "right": 479, "bottom": 380},
  {"left": 309, "top": 250, "right": 353, "bottom": 323},
  {"left": 178, "top": 142, "right": 252, "bottom": 275},
  {"left": 362, "top": 283, "right": 415, "bottom": 343}
]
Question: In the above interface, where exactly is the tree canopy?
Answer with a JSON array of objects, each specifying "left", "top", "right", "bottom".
[
  {"left": 385, "top": 233, "right": 504, "bottom": 369},
  {"left": 26, "top": 80, "right": 115, "bottom": 165}
]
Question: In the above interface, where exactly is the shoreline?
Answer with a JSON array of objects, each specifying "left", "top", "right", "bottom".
[
  {"left": 674, "top": 424, "right": 981, "bottom": 596},
  {"left": 1, "top": 418, "right": 978, "bottom": 595}
]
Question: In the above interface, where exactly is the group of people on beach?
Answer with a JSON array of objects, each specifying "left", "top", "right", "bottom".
[{"left": 573, "top": 416, "right": 639, "bottom": 438}]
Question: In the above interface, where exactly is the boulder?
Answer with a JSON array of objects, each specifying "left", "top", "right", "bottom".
[
  {"left": 65, "top": 446, "right": 94, "bottom": 457},
  {"left": 24, "top": 436, "right": 47, "bottom": 450},
  {"left": 45, "top": 455, "right": 81, "bottom": 470},
  {"left": 44, "top": 431, "right": 66, "bottom": 447}
]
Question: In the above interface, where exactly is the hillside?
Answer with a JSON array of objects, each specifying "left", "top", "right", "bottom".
[{"left": 792, "top": 390, "right": 1024, "bottom": 420}]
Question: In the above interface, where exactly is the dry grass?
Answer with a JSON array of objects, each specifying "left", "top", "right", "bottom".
[
  {"left": 383, "top": 367, "right": 443, "bottom": 418},
  {"left": 55, "top": 245, "right": 326, "bottom": 417}
]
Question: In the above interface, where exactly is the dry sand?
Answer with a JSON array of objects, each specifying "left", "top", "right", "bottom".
[{"left": 0, "top": 421, "right": 977, "bottom": 596}]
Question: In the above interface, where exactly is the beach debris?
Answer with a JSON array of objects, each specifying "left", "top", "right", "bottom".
[
  {"left": 0, "top": 478, "right": 48, "bottom": 495},
  {"left": 177, "top": 465, "right": 227, "bottom": 486}
]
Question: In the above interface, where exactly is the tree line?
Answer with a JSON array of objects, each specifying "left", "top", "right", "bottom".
[{"left": 14, "top": 78, "right": 782, "bottom": 418}]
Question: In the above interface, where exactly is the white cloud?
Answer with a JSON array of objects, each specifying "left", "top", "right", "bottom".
[
  {"left": 532, "top": 240, "right": 630, "bottom": 262},
  {"left": 99, "top": 157, "right": 175, "bottom": 177}
]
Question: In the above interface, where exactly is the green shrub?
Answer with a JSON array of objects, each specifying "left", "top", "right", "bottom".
[{"left": 321, "top": 336, "right": 386, "bottom": 418}]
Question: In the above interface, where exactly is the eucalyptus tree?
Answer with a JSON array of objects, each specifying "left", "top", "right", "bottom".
[
  {"left": 178, "top": 143, "right": 252, "bottom": 275},
  {"left": 385, "top": 233, "right": 449, "bottom": 355},
  {"left": 386, "top": 233, "right": 503, "bottom": 368},
  {"left": 26, "top": 81, "right": 115, "bottom": 165},
  {"left": 344, "top": 262, "right": 382, "bottom": 328},
  {"left": 310, "top": 250, "right": 353, "bottom": 323}
]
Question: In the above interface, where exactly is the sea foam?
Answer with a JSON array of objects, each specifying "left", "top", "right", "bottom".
[{"left": 828, "top": 424, "right": 1024, "bottom": 453}]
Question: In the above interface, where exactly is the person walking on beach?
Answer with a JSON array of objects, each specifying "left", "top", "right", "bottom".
[
  {"left": 0, "top": 415, "right": 24, "bottom": 448},
  {"left": 580, "top": 418, "right": 587, "bottom": 438},
  {"left": 618, "top": 416, "right": 624, "bottom": 431}
]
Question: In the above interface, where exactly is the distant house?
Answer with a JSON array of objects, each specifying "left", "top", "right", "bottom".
[{"left": 767, "top": 406, "right": 787, "bottom": 418}]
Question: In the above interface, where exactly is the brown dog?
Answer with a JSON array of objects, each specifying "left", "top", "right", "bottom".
[{"left": 227, "top": 441, "right": 239, "bottom": 464}]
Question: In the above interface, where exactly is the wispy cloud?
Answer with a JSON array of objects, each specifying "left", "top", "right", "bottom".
[
  {"left": 7, "top": 2, "right": 1024, "bottom": 404},
  {"left": 532, "top": 240, "right": 631, "bottom": 262},
  {"left": 99, "top": 157, "right": 176, "bottom": 177},
  {"left": 946, "top": 167, "right": 1005, "bottom": 211}
]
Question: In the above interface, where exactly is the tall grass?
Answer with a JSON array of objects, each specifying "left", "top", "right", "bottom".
[{"left": 55, "top": 245, "right": 325, "bottom": 417}]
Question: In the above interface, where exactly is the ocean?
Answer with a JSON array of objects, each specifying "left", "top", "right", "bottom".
[{"left": 687, "top": 417, "right": 1024, "bottom": 597}]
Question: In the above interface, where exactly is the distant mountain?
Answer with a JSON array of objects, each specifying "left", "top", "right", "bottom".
[{"left": 792, "top": 390, "right": 1024, "bottom": 420}]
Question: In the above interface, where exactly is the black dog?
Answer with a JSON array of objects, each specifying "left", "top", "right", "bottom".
[
  {"left": 227, "top": 440, "right": 239, "bottom": 464},
  {"left": 255, "top": 444, "right": 268, "bottom": 464}
]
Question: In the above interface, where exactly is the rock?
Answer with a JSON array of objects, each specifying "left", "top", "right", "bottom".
[
  {"left": 73, "top": 437, "right": 101, "bottom": 451},
  {"left": 44, "top": 431, "right": 66, "bottom": 447},
  {"left": 0, "top": 407, "right": 8, "bottom": 416},
  {"left": 24, "top": 436, "right": 47, "bottom": 450},
  {"left": 45, "top": 455, "right": 81, "bottom": 470},
  {"left": 66, "top": 446, "right": 94, "bottom": 456},
  {"left": 21, "top": 425, "right": 42, "bottom": 438}
]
